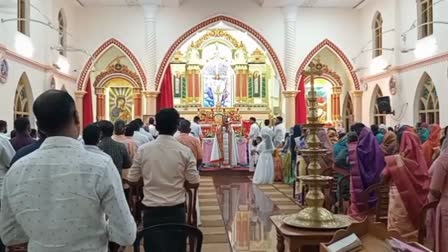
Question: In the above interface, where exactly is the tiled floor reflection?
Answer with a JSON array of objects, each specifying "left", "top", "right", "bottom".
[{"left": 213, "top": 176, "right": 300, "bottom": 252}]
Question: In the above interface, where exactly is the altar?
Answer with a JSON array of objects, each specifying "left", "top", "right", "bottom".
[
  {"left": 197, "top": 107, "right": 250, "bottom": 168},
  {"left": 202, "top": 137, "right": 249, "bottom": 167}
]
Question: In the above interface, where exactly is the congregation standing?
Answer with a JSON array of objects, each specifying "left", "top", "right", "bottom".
[{"left": 1, "top": 90, "right": 448, "bottom": 251}]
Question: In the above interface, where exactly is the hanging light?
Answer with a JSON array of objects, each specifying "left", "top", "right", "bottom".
[{"left": 14, "top": 33, "right": 34, "bottom": 58}]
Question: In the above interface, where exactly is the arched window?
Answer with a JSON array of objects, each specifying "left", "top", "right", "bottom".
[
  {"left": 58, "top": 9, "right": 67, "bottom": 56},
  {"left": 373, "top": 86, "right": 386, "bottom": 125},
  {"left": 344, "top": 93, "right": 354, "bottom": 132},
  {"left": 14, "top": 73, "right": 33, "bottom": 119},
  {"left": 418, "top": 0, "right": 433, "bottom": 39},
  {"left": 418, "top": 74, "right": 439, "bottom": 124},
  {"left": 17, "top": 0, "right": 30, "bottom": 35},
  {"left": 372, "top": 12, "right": 383, "bottom": 58}
]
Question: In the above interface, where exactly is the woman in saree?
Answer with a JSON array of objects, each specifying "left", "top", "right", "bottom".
[
  {"left": 382, "top": 128, "right": 429, "bottom": 241},
  {"left": 281, "top": 130, "right": 293, "bottom": 184},
  {"left": 422, "top": 124, "right": 442, "bottom": 168},
  {"left": 428, "top": 146, "right": 448, "bottom": 252},
  {"left": 348, "top": 123, "right": 386, "bottom": 220},
  {"left": 440, "top": 126, "right": 448, "bottom": 152},
  {"left": 334, "top": 133, "right": 354, "bottom": 203},
  {"left": 418, "top": 122, "right": 430, "bottom": 143},
  {"left": 318, "top": 129, "right": 334, "bottom": 171},
  {"left": 282, "top": 125, "right": 302, "bottom": 184},
  {"left": 327, "top": 128, "right": 339, "bottom": 145},
  {"left": 381, "top": 131, "right": 398, "bottom": 156}
]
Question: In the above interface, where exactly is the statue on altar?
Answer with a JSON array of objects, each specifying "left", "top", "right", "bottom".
[{"left": 210, "top": 120, "right": 240, "bottom": 168}]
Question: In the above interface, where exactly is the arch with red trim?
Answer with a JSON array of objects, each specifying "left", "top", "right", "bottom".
[{"left": 155, "top": 15, "right": 287, "bottom": 92}]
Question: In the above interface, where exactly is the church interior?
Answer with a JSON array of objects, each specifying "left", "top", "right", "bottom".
[{"left": 1, "top": 0, "right": 448, "bottom": 251}]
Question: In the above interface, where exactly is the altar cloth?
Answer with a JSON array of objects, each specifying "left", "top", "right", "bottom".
[{"left": 202, "top": 137, "right": 249, "bottom": 166}]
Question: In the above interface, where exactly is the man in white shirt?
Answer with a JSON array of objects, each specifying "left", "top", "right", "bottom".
[
  {"left": 147, "top": 117, "right": 158, "bottom": 138},
  {"left": 190, "top": 116, "right": 203, "bottom": 139},
  {"left": 0, "top": 133, "right": 15, "bottom": 252},
  {"left": 135, "top": 118, "right": 154, "bottom": 141},
  {"left": 127, "top": 121, "right": 149, "bottom": 147},
  {"left": 0, "top": 90, "right": 136, "bottom": 252},
  {"left": 248, "top": 117, "right": 260, "bottom": 142},
  {"left": 127, "top": 108, "right": 199, "bottom": 252},
  {"left": 273, "top": 116, "right": 286, "bottom": 147},
  {"left": 0, "top": 120, "right": 8, "bottom": 139}
]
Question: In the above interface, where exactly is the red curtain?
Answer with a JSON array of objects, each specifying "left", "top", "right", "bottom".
[
  {"left": 157, "top": 64, "right": 174, "bottom": 111},
  {"left": 295, "top": 76, "right": 307, "bottom": 124},
  {"left": 82, "top": 78, "right": 94, "bottom": 129}
]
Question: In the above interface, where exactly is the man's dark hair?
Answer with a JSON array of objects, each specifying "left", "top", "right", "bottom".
[
  {"left": 156, "top": 108, "right": 180, "bottom": 135},
  {"left": 97, "top": 120, "right": 114, "bottom": 137},
  {"left": 30, "top": 128, "right": 37, "bottom": 138},
  {"left": 388, "top": 127, "right": 394, "bottom": 132},
  {"left": 124, "top": 124, "right": 135, "bottom": 137},
  {"left": 133, "top": 118, "right": 144, "bottom": 128},
  {"left": 276, "top": 116, "right": 283, "bottom": 123},
  {"left": 83, "top": 124, "right": 101, "bottom": 146},
  {"left": 148, "top": 117, "right": 155, "bottom": 125},
  {"left": 10, "top": 130, "right": 16, "bottom": 138},
  {"left": 193, "top": 116, "right": 200, "bottom": 123},
  {"left": 350, "top": 123, "right": 365, "bottom": 136},
  {"left": 0, "top": 120, "right": 7, "bottom": 133},
  {"left": 264, "top": 119, "right": 270, "bottom": 126},
  {"left": 179, "top": 119, "right": 191, "bottom": 133},
  {"left": 33, "top": 90, "right": 78, "bottom": 135},
  {"left": 370, "top": 124, "right": 379, "bottom": 136},
  {"left": 114, "top": 119, "right": 126, "bottom": 135},
  {"left": 250, "top": 117, "right": 256, "bottom": 122},
  {"left": 14, "top": 117, "right": 31, "bottom": 134}
]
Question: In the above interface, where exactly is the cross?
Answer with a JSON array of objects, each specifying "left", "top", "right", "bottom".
[{"left": 215, "top": 86, "right": 223, "bottom": 109}]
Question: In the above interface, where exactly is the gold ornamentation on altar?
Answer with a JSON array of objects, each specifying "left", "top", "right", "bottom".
[
  {"left": 249, "top": 48, "right": 266, "bottom": 64},
  {"left": 172, "top": 50, "right": 186, "bottom": 63},
  {"left": 282, "top": 61, "right": 352, "bottom": 229},
  {"left": 192, "top": 29, "right": 241, "bottom": 49}
]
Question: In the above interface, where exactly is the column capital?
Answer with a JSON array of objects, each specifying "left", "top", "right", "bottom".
[
  {"left": 351, "top": 90, "right": 363, "bottom": 97},
  {"left": 145, "top": 91, "right": 160, "bottom": 98},
  {"left": 282, "top": 4, "right": 298, "bottom": 22},
  {"left": 74, "top": 90, "right": 86, "bottom": 98},
  {"left": 282, "top": 90, "right": 299, "bottom": 98}
]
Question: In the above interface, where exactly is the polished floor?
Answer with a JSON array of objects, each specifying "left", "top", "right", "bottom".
[
  {"left": 127, "top": 174, "right": 301, "bottom": 252},
  {"left": 200, "top": 174, "right": 301, "bottom": 252}
]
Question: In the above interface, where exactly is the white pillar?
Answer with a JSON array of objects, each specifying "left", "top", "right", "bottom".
[
  {"left": 143, "top": 3, "right": 158, "bottom": 91},
  {"left": 282, "top": 5, "right": 298, "bottom": 91}
]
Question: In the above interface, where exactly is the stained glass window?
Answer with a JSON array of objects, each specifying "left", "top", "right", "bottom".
[
  {"left": 372, "top": 12, "right": 383, "bottom": 58},
  {"left": 418, "top": 0, "right": 433, "bottom": 39},
  {"left": 14, "top": 74, "right": 32, "bottom": 119}
]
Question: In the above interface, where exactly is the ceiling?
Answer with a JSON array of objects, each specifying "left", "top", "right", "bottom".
[{"left": 76, "top": 0, "right": 367, "bottom": 8}]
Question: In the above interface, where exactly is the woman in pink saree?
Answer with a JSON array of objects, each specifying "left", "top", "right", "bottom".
[
  {"left": 428, "top": 147, "right": 448, "bottom": 252},
  {"left": 383, "top": 129, "right": 429, "bottom": 241},
  {"left": 348, "top": 123, "right": 386, "bottom": 220}
]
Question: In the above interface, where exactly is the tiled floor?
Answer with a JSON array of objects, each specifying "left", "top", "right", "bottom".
[{"left": 128, "top": 174, "right": 302, "bottom": 252}]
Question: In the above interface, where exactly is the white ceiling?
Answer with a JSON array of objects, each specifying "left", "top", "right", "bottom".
[{"left": 76, "top": 0, "right": 367, "bottom": 8}]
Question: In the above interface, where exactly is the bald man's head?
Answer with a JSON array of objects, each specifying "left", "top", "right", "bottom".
[{"left": 33, "top": 90, "right": 79, "bottom": 137}]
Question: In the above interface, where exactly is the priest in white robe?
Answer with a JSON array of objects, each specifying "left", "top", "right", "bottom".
[{"left": 210, "top": 124, "right": 239, "bottom": 168}]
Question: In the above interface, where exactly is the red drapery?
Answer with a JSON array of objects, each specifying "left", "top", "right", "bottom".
[
  {"left": 157, "top": 64, "right": 174, "bottom": 111},
  {"left": 82, "top": 78, "right": 94, "bottom": 129},
  {"left": 295, "top": 76, "right": 307, "bottom": 124}
]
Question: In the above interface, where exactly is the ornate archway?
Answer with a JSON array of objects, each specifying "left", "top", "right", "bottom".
[
  {"left": 295, "top": 39, "right": 360, "bottom": 90},
  {"left": 296, "top": 39, "right": 362, "bottom": 125},
  {"left": 155, "top": 15, "right": 287, "bottom": 92},
  {"left": 75, "top": 38, "right": 146, "bottom": 123}
]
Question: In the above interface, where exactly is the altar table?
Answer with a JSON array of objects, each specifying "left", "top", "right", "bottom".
[{"left": 202, "top": 137, "right": 249, "bottom": 166}]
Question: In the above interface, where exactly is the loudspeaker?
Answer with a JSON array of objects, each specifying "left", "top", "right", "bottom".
[{"left": 377, "top": 96, "right": 392, "bottom": 114}]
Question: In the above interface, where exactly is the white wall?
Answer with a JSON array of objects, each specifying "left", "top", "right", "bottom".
[
  {"left": 0, "top": 0, "right": 81, "bottom": 128},
  {"left": 358, "top": 0, "right": 448, "bottom": 127}
]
